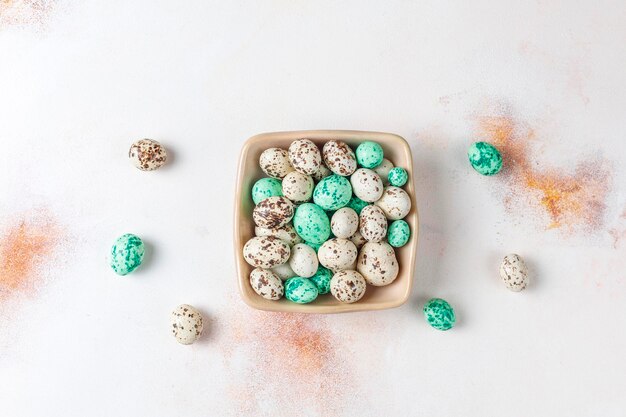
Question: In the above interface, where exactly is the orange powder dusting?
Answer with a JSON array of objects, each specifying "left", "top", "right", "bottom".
[{"left": 0, "top": 0, "right": 57, "bottom": 29}]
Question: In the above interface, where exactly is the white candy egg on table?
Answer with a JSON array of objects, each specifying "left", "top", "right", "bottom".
[
  {"left": 500, "top": 254, "right": 529, "bottom": 291},
  {"left": 357, "top": 241, "right": 399, "bottom": 286},
  {"left": 171, "top": 304, "right": 203, "bottom": 345}
]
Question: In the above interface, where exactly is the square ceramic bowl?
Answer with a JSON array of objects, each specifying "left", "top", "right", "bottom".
[{"left": 234, "top": 130, "right": 418, "bottom": 313}]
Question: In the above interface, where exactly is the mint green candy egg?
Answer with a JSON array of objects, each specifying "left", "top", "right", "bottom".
[
  {"left": 387, "top": 220, "right": 410, "bottom": 247},
  {"left": 313, "top": 175, "right": 352, "bottom": 211},
  {"left": 355, "top": 141, "right": 384, "bottom": 168},
  {"left": 309, "top": 266, "right": 333, "bottom": 294},
  {"left": 251, "top": 177, "right": 283, "bottom": 204},
  {"left": 110, "top": 233, "right": 144, "bottom": 276},
  {"left": 285, "top": 277, "right": 319, "bottom": 303},
  {"left": 388, "top": 167, "right": 408, "bottom": 187},
  {"left": 293, "top": 203, "right": 331, "bottom": 244},
  {"left": 346, "top": 195, "right": 369, "bottom": 215},
  {"left": 468, "top": 142, "right": 502, "bottom": 176},
  {"left": 423, "top": 298, "right": 456, "bottom": 331},
  {"left": 304, "top": 241, "right": 322, "bottom": 252}
]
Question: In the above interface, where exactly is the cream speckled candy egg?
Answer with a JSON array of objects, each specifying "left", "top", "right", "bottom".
[
  {"left": 255, "top": 224, "right": 302, "bottom": 246},
  {"left": 129, "top": 139, "right": 167, "bottom": 171},
  {"left": 288, "top": 139, "right": 322, "bottom": 175},
  {"left": 350, "top": 168, "right": 384, "bottom": 202},
  {"left": 249, "top": 268, "right": 284, "bottom": 300},
  {"left": 260, "top": 148, "right": 294, "bottom": 179},
  {"left": 349, "top": 230, "right": 367, "bottom": 249},
  {"left": 288, "top": 243, "right": 319, "bottom": 278},
  {"left": 243, "top": 236, "right": 290, "bottom": 268},
  {"left": 330, "top": 270, "right": 367, "bottom": 303},
  {"left": 500, "top": 253, "right": 529, "bottom": 291},
  {"left": 373, "top": 158, "right": 394, "bottom": 185},
  {"left": 322, "top": 140, "right": 357, "bottom": 176},
  {"left": 252, "top": 196, "right": 295, "bottom": 228},
  {"left": 271, "top": 262, "right": 297, "bottom": 280},
  {"left": 311, "top": 164, "right": 332, "bottom": 182},
  {"left": 318, "top": 238, "right": 358, "bottom": 271},
  {"left": 331, "top": 207, "right": 359, "bottom": 239},
  {"left": 282, "top": 171, "right": 314, "bottom": 203},
  {"left": 359, "top": 205, "right": 388, "bottom": 243},
  {"left": 375, "top": 186, "right": 411, "bottom": 220},
  {"left": 357, "top": 242, "right": 399, "bottom": 286},
  {"left": 171, "top": 304, "right": 203, "bottom": 345}
]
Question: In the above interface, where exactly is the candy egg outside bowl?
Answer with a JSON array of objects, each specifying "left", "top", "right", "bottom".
[{"left": 234, "top": 130, "right": 419, "bottom": 313}]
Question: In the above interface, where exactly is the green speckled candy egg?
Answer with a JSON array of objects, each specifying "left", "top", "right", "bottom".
[
  {"left": 293, "top": 203, "right": 331, "bottom": 244},
  {"left": 388, "top": 167, "right": 408, "bottom": 187},
  {"left": 251, "top": 178, "right": 283, "bottom": 204},
  {"left": 110, "top": 233, "right": 144, "bottom": 275},
  {"left": 423, "top": 298, "right": 456, "bottom": 331},
  {"left": 387, "top": 220, "right": 410, "bottom": 248},
  {"left": 312, "top": 175, "right": 352, "bottom": 211},
  {"left": 284, "top": 277, "right": 319, "bottom": 303},
  {"left": 355, "top": 141, "right": 384, "bottom": 168},
  {"left": 346, "top": 195, "right": 369, "bottom": 215},
  {"left": 309, "top": 265, "right": 333, "bottom": 294},
  {"left": 468, "top": 142, "right": 502, "bottom": 176},
  {"left": 304, "top": 240, "right": 322, "bottom": 252}
]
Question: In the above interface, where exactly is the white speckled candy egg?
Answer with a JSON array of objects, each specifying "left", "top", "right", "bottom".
[
  {"left": 331, "top": 207, "right": 359, "bottom": 239},
  {"left": 271, "top": 262, "right": 297, "bottom": 280},
  {"left": 129, "top": 139, "right": 168, "bottom": 171},
  {"left": 373, "top": 158, "right": 394, "bottom": 185},
  {"left": 249, "top": 268, "right": 284, "bottom": 300},
  {"left": 357, "top": 241, "right": 399, "bottom": 286},
  {"left": 375, "top": 186, "right": 411, "bottom": 220},
  {"left": 322, "top": 140, "right": 357, "bottom": 176},
  {"left": 318, "top": 238, "right": 358, "bottom": 271},
  {"left": 288, "top": 243, "right": 319, "bottom": 278},
  {"left": 252, "top": 196, "right": 295, "bottom": 228},
  {"left": 255, "top": 224, "right": 302, "bottom": 247},
  {"left": 350, "top": 168, "right": 384, "bottom": 203},
  {"left": 260, "top": 148, "right": 294, "bottom": 179},
  {"left": 359, "top": 205, "right": 388, "bottom": 243},
  {"left": 500, "top": 253, "right": 529, "bottom": 291},
  {"left": 311, "top": 164, "right": 332, "bottom": 182},
  {"left": 282, "top": 171, "right": 314, "bottom": 203},
  {"left": 349, "top": 230, "right": 368, "bottom": 249},
  {"left": 288, "top": 139, "right": 322, "bottom": 175},
  {"left": 243, "top": 236, "right": 290, "bottom": 268},
  {"left": 330, "top": 270, "right": 367, "bottom": 303},
  {"left": 171, "top": 304, "right": 203, "bottom": 345}
]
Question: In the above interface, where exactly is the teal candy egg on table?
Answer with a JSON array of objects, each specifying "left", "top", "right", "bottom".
[
  {"left": 388, "top": 167, "right": 408, "bottom": 187},
  {"left": 251, "top": 177, "right": 283, "bottom": 204},
  {"left": 293, "top": 203, "right": 331, "bottom": 244},
  {"left": 346, "top": 195, "right": 369, "bottom": 215},
  {"left": 355, "top": 141, "right": 384, "bottom": 168},
  {"left": 468, "top": 142, "right": 502, "bottom": 176},
  {"left": 284, "top": 277, "right": 319, "bottom": 303},
  {"left": 313, "top": 175, "right": 352, "bottom": 211},
  {"left": 110, "top": 233, "right": 145, "bottom": 275},
  {"left": 387, "top": 220, "right": 410, "bottom": 247},
  {"left": 423, "top": 298, "right": 456, "bottom": 331},
  {"left": 309, "top": 266, "right": 333, "bottom": 294}
]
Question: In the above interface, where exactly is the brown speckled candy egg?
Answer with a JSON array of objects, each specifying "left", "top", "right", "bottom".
[
  {"left": 243, "top": 236, "right": 290, "bottom": 268},
  {"left": 375, "top": 186, "right": 411, "bottom": 220},
  {"left": 349, "top": 230, "right": 368, "bottom": 249},
  {"left": 311, "top": 164, "right": 332, "bottom": 182},
  {"left": 373, "top": 158, "right": 394, "bottom": 185},
  {"left": 271, "top": 262, "right": 297, "bottom": 280},
  {"left": 359, "top": 205, "right": 388, "bottom": 243},
  {"left": 282, "top": 171, "right": 314, "bottom": 203},
  {"left": 288, "top": 243, "right": 319, "bottom": 278},
  {"left": 249, "top": 268, "right": 284, "bottom": 300},
  {"left": 255, "top": 223, "right": 302, "bottom": 246},
  {"left": 330, "top": 270, "right": 367, "bottom": 303},
  {"left": 350, "top": 168, "right": 384, "bottom": 202},
  {"left": 171, "top": 304, "right": 203, "bottom": 345},
  {"left": 357, "top": 241, "right": 399, "bottom": 286},
  {"left": 260, "top": 148, "right": 294, "bottom": 179},
  {"left": 253, "top": 196, "right": 295, "bottom": 228},
  {"left": 129, "top": 139, "right": 167, "bottom": 171},
  {"left": 322, "top": 140, "right": 357, "bottom": 176},
  {"left": 331, "top": 207, "right": 359, "bottom": 239},
  {"left": 500, "top": 253, "right": 529, "bottom": 291},
  {"left": 318, "top": 238, "right": 358, "bottom": 271},
  {"left": 288, "top": 139, "right": 322, "bottom": 175}
]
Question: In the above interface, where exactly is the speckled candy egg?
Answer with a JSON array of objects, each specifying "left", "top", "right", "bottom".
[
  {"left": 331, "top": 207, "right": 359, "bottom": 239},
  {"left": 284, "top": 277, "right": 318, "bottom": 304},
  {"left": 346, "top": 196, "right": 369, "bottom": 216},
  {"left": 281, "top": 171, "right": 314, "bottom": 203},
  {"left": 468, "top": 141, "right": 503, "bottom": 176},
  {"left": 322, "top": 140, "right": 357, "bottom": 176},
  {"left": 318, "top": 238, "right": 358, "bottom": 271},
  {"left": 293, "top": 203, "right": 331, "bottom": 244},
  {"left": 251, "top": 177, "right": 283, "bottom": 204},
  {"left": 309, "top": 266, "right": 333, "bottom": 294},
  {"left": 129, "top": 139, "right": 167, "bottom": 171},
  {"left": 110, "top": 233, "right": 144, "bottom": 275},
  {"left": 255, "top": 224, "right": 302, "bottom": 246},
  {"left": 311, "top": 164, "right": 332, "bottom": 182},
  {"left": 304, "top": 240, "right": 323, "bottom": 252},
  {"left": 313, "top": 175, "right": 352, "bottom": 211},
  {"left": 260, "top": 148, "right": 294, "bottom": 179},
  {"left": 171, "top": 304, "right": 203, "bottom": 345},
  {"left": 271, "top": 262, "right": 297, "bottom": 280},
  {"left": 243, "top": 236, "right": 290, "bottom": 269},
  {"left": 500, "top": 253, "right": 529, "bottom": 291},
  {"left": 375, "top": 186, "right": 411, "bottom": 220},
  {"left": 349, "top": 230, "right": 367, "bottom": 249},
  {"left": 357, "top": 242, "right": 399, "bottom": 286},
  {"left": 355, "top": 141, "right": 384, "bottom": 168},
  {"left": 373, "top": 158, "right": 394, "bottom": 185},
  {"left": 249, "top": 268, "right": 284, "bottom": 300},
  {"left": 387, "top": 220, "right": 410, "bottom": 248},
  {"left": 359, "top": 205, "right": 388, "bottom": 243},
  {"left": 388, "top": 167, "right": 408, "bottom": 187},
  {"left": 252, "top": 196, "right": 295, "bottom": 228},
  {"left": 423, "top": 298, "right": 455, "bottom": 331},
  {"left": 288, "top": 243, "right": 319, "bottom": 278},
  {"left": 288, "top": 139, "right": 322, "bottom": 175},
  {"left": 350, "top": 168, "right": 383, "bottom": 203},
  {"left": 330, "top": 270, "right": 367, "bottom": 303}
]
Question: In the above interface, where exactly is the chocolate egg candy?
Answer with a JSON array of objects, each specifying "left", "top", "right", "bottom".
[
  {"left": 322, "top": 140, "right": 357, "bottom": 176},
  {"left": 355, "top": 141, "right": 384, "bottom": 168},
  {"left": 252, "top": 196, "right": 295, "bottom": 228},
  {"left": 388, "top": 167, "right": 408, "bottom": 187},
  {"left": 318, "top": 238, "right": 358, "bottom": 272},
  {"left": 387, "top": 220, "right": 410, "bottom": 248},
  {"left": 243, "top": 236, "right": 290, "bottom": 269},
  {"left": 468, "top": 142, "right": 503, "bottom": 176},
  {"left": 373, "top": 158, "right": 394, "bottom": 185},
  {"left": 129, "top": 139, "right": 167, "bottom": 171},
  {"left": 313, "top": 175, "right": 352, "bottom": 211},
  {"left": 423, "top": 298, "right": 455, "bottom": 331},
  {"left": 500, "top": 253, "right": 529, "bottom": 291},
  {"left": 255, "top": 223, "right": 302, "bottom": 247},
  {"left": 288, "top": 243, "right": 319, "bottom": 278},
  {"left": 260, "top": 148, "right": 294, "bottom": 179},
  {"left": 293, "top": 203, "right": 331, "bottom": 244},
  {"left": 311, "top": 164, "right": 332, "bottom": 182},
  {"left": 357, "top": 242, "right": 399, "bottom": 286},
  {"left": 250, "top": 268, "right": 284, "bottom": 300},
  {"left": 251, "top": 177, "right": 283, "bottom": 204},
  {"left": 288, "top": 139, "right": 322, "bottom": 175},
  {"left": 359, "top": 205, "right": 388, "bottom": 243},
  {"left": 309, "top": 266, "right": 333, "bottom": 294},
  {"left": 282, "top": 171, "right": 314, "bottom": 203},
  {"left": 350, "top": 168, "right": 383, "bottom": 203},
  {"left": 271, "top": 262, "right": 297, "bottom": 281},
  {"left": 284, "top": 277, "right": 318, "bottom": 304},
  {"left": 375, "top": 186, "right": 411, "bottom": 220},
  {"left": 110, "top": 233, "right": 144, "bottom": 275},
  {"left": 171, "top": 304, "right": 203, "bottom": 344},
  {"left": 331, "top": 207, "right": 359, "bottom": 239},
  {"left": 330, "top": 270, "right": 367, "bottom": 303}
]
